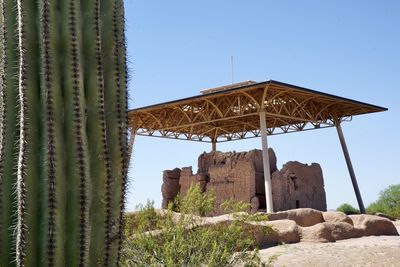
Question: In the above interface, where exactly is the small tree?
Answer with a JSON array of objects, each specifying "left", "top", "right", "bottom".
[
  {"left": 336, "top": 203, "right": 360, "bottom": 215},
  {"left": 367, "top": 184, "right": 400, "bottom": 219},
  {"left": 121, "top": 185, "right": 271, "bottom": 266}
]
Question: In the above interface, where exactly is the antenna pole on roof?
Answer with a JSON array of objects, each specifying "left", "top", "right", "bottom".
[{"left": 231, "top": 56, "right": 234, "bottom": 84}]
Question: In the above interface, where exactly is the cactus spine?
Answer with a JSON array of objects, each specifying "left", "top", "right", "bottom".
[{"left": 0, "top": 0, "right": 128, "bottom": 266}]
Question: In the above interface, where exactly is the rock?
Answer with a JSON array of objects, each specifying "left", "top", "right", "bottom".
[
  {"left": 349, "top": 214, "right": 399, "bottom": 236},
  {"left": 330, "top": 222, "right": 362, "bottom": 240},
  {"left": 133, "top": 209, "right": 400, "bottom": 253},
  {"left": 268, "top": 208, "right": 324, "bottom": 227},
  {"left": 201, "top": 215, "right": 300, "bottom": 247},
  {"left": 300, "top": 222, "right": 335, "bottom": 242},
  {"left": 374, "top": 212, "right": 396, "bottom": 221},
  {"left": 257, "top": 219, "right": 301, "bottom": 245},
  {"left": 323, "top": 211, "right": 353, "bottom": 225}
]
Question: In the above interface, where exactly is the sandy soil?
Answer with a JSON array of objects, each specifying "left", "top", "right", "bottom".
[{"left": 256, "top": 221, "right": 400, "bottom": 267}]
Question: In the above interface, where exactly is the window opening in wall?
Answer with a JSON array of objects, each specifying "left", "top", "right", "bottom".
[
  {"left": 296, "top": 200, "right": 300, "bottom": 208},
  {"left": 290, "top": 173, "right": 298, "bottom": 191}
]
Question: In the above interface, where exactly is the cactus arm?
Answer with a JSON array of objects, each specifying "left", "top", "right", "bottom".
[
  {"left": 81, "top": 0, "right": 112, "bottom": 265},
  {"left": 62, "top": 0, "right": 90, "bottom": 265},
  {"left": 0, "top": 0, "right": 19, "bottom": 266}
]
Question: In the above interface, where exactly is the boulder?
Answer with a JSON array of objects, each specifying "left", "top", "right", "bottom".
[
  {"left": 268, "top": 208, "right": 324, "bottom": 227},
  {"left": 349, "top": 214, "right": 399, "bottom": 236},
  {"left": 257, "top": 219, "right": 300, "bottom": 245},
  {"left": 330, "top": 222, "right": 362, "bottom": 240},
  {"left": 374, "top": 212, "right": 396, "bottom": 221},
  {"left": 322, "top": 211, "right": 353, "bottom": 225},
  {"left": 300, "top": 222, "right": 335, "bottom": 242},
  {"left": 198, "top": 214, "right": 300, "bottom": 247}
]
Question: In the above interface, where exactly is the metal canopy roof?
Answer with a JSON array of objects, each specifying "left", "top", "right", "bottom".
[{"left": 128, "top": 80, "right": 387, "bottom": 143}]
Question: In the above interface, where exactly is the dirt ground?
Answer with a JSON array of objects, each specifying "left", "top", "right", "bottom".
[{"left": 257, "top": 221, "right": 400, "bottom": 267}]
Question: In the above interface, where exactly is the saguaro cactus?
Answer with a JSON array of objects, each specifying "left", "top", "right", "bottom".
[{"left": 0, "top": 0, "right": 128, "bottom": 266}]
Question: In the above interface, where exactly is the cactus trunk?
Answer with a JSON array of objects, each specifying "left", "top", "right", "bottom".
[{"left": 0, "top": 0, "right": 128, "bottom": 266}]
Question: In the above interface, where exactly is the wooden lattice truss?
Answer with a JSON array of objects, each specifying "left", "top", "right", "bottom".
[{"left": 128, "top": 80, "right": 386, "bottom": 143}]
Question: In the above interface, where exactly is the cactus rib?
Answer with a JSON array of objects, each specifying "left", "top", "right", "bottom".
[
  {"left": 0, "top": 1, "right": 19, "bottom": 265},
  {"left": 16, "top": 0, "right": 42, "bottom": 265},
  {"left": 114, "top": 0, "right": 129, "bottom": 263},
  {"left": 67, "top": 0, "right": 89, "bottom": 265},
  {"left": 16, "top": 0, "right": 29, "bottom": 264},
  {"left": 41, "top": 0, "right": 56, "bottom": 265},
  {"left": 0, "top": 0, "right": 6, "bottom": 261},
  {"left": 82, "top": 0, "right": 114, "bottom": 265}
]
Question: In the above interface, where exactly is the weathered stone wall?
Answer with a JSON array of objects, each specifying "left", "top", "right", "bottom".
[
  {"left": 205, "top": 160, "right": 256, "bottom": 214},
  {"left": 197, "top": 149, "right": 277, "bottom": 174},
  {"left": 179, "top": 167, "right": 207, "bottom": 196},
  {"left": 271, "top": 161, "right": 327, "bottom": 211},
  {"left": 161, "top": 149, "right": 327, "bottom": 213},
  {"left": 161, "top": 168, "right": 181, "bottom": 208}
]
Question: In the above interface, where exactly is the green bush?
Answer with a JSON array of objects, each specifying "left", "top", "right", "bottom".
[
  {"left": 367, "top": 184, "right": 400, "bottom": 219},
  {"left": 336, "top": 203, "right": 360, "bottom": 215},
  {"left": 121, "top": 185, "right": 271, "bottom": 266},
  {"left": 124, "top": 200, "right": 164, "bottom": 236},
  {"left": 172, "top": 185, "right": 216, "bottom": 216}
]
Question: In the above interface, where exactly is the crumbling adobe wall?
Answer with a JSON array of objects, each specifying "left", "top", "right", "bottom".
[
  {"left": 179, "top": 167, "right": 208, "bottom": 196},
  {"left": 271, "top": 161, "right": 327, "bottom": 211},
  {"left": 205, "top": 160, "right": 256, "bottom": 214},
  {"left": 197, "top": 149, "right": 277, "bottom": 174},
  {"left": 161, "top": 149, "right": 327, "bottom": 213},
  {"left": 161, "top": 168, "right": 181, "bottom": 208}
]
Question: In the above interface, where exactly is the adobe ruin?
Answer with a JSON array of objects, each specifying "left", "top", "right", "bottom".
[{"left": 161, "top": 149, "right": 327, "bottom": 214}]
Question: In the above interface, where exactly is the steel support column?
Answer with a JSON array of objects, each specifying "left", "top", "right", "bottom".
[
  {"left": 259, "top": 112, "right": 274, "bottom": 213},
  {"left": 335, "top": 120, "right": 366, "bottom": 214},
  {"left": 127, "top": 127, "right": 136, "bottom": 167}
]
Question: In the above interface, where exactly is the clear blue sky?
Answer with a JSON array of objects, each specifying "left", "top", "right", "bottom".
[{"left": 124, "top": 1, "right": 400, "bottom": 211}]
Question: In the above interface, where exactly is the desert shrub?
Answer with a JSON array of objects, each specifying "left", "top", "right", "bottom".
[
  {"left": 336, "top": 203, "right": 360, "bottom": 215},
  {"left": 124, "top": 200, "right": 164, "bottom": 236},
  {"left": 172, "top": 185, "right": 216, "bottom": 216},
  {"left": 121, "top": 184, "right": 271, "bottom": 266},
  {"left": 367, "top": 184, "right": 400, "bottom": 219}
]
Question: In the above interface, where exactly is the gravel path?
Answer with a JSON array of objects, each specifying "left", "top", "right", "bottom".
[{"left": 257, "top": 221, "right": 400, "bottom": 267}]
